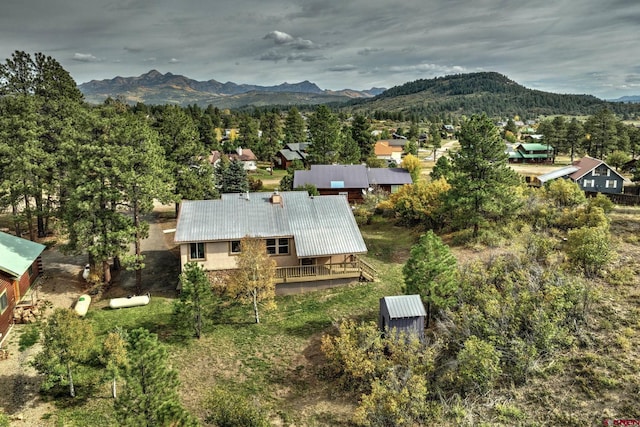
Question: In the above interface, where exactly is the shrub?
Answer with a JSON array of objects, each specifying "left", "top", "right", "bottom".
[
  {"left": 456, "top": 336, "right": 502, "bottom": 394},
  {"left": 204, "top": 388, "right": 270, "bottom": 427}
]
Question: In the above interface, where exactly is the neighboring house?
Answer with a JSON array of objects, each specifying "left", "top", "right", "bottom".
[
  {"left": 374, "top": 141, "right": 403, "bottom": 164},
  {"left": 379, "top": 138, "right": 410, "bottom": 149},
  {"left": 174, "top": 191, "right": 375, "bottom": 285},
  {"left": 210, "top": 147, "right": 257, "bottom": 171},
  {"left": 275, "top": 143, "right": 309, "bottom": 170},
  {"left": 533, "top": 156, "right": 626, "bottom": 194},
  {"left": 379, "top": 295, "right": 427, "bottom": 342},
  {"left": 293, "top": 165, "right": 412, "bottom": 203},
  {"left": 442, "top": 124, "right": 455, "bottom": 138},
  {"left": 508, "top": 143, "right": 555, "bottom": 164},
  {"left": 0, "top": 232, "right": 45, "bottom": 344}
]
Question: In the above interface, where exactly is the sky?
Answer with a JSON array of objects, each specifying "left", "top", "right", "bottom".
[{"left": 2, "top": 0, "right": 639, "bottom": 99}]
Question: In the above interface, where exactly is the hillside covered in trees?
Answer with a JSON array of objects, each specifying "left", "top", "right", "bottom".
[{"left": 346, "top": 72, "right": 640, "bottom": 119}]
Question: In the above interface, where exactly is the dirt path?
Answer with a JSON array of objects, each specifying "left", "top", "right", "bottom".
[{"left": 0, "top": 203, "right": 178, "bottom": 425}]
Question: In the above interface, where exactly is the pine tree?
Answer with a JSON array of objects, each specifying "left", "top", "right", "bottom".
[
  {"left": 101, "top": 328, "right": 128, "bottom": 399},
  {"left": 340, "top": 125, "right": 361, "bottom": 164},
  {"left": 351, "top": 114, "right": 374, "bottom": 161},
  {"left": 220, "top": 159, "right": 249, "bottom": 193},
  {"left": 115, "top": 328, "right": 196, "bottom": 426},
  {"left": 283, "top": 107, "right": 306, "bottom": 145},
  {"left": 447, "top": 114, "right": 520, "bottom": 237},
  {"left": 175, "top": 263, "right": 217, "bottom": 338},
  {"left": 403, "top": 231, "right": 457, "bottom": 327},
  {"left": 307, "top": 105, "right": 341, "bottom": 164}
]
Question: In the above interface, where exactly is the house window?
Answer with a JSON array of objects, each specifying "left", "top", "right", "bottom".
[
  {"left": 582, "top": 179, "right": 595, "bottom": 188},
  {"left": 230, "top": 240, "right": 242, "bottom": 254},
  {"left": 189, "top": 242, "right": 205, "bottom": 260},
  {"left": 28, "top": 265, "right": 33, "bottom": 277},
  {"left": 605, "top": 180, "right": 617, "bottom": 189},
  {"left": 300, "top": 258, "right": 316, "bottom": 266},
  {"left": 266, "top": 238, "right": 289, "bottom": 255},
  {"left": 0, "top": 290, "right": 8, "bottom": 315}
]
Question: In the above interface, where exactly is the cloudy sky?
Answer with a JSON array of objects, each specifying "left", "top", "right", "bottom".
[{"left": 2, "top": 0, "right": 639, "bottom": 99}]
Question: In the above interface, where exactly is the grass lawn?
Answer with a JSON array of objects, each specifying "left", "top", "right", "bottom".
[{"left": 48, "top": 221, "right": 419, "bottom": 426}]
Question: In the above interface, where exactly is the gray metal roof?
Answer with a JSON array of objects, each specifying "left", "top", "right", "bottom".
[
  {"left": 175, "top": 191, "right": 367, "bottom": 257},
  {"left": 367, "top": 168, "right": 413, "bottom": 186},
  {"left": 536, "top": 166, "right": 579, "bottom": 184},
  {"left": 294, "top": 165, "right": 370, "bottom": 189},
  {"left": 0, "top": 232, "right": 46, "bottom": 278},
  {"left": 381, "top": 295, "right": 426, "bottom": 318},
  {"left": 279, "top": 148, "right": 304, "bottom": 161}
]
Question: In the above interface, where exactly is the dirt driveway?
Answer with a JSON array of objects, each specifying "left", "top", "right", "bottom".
[{"left": 0, "top": 203, "right": 179, "bottom": 425}]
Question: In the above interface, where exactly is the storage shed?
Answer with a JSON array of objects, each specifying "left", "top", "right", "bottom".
[{"left": 379, "top": 295, "right": 427, "bottom": 341}]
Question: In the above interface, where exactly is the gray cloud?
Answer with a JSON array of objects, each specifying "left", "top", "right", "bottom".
[
  {"left": 0, "top": 0, "right": 638, "bottom": 98},
  {"left": 328, "top": 64, "right": 358, "bottom": 72}
]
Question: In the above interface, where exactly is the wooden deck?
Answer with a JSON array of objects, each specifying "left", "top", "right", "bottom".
[{"left": 275, "top": 257, "right": 376, "bottom": 283}]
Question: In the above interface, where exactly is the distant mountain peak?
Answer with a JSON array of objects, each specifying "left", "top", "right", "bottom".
[{"left": 78, "top": 70, "right": 378, "bottom": 107}]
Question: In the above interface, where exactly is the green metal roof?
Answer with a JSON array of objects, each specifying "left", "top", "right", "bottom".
[{"left": 0, "top": 232, "right": 45, "bottom": 278}]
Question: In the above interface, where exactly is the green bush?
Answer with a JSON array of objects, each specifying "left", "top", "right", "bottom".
[
  {"left": 456, "top": 336, "right": 502, "bottom": 394},
  {"left": 204, "top": 388, "right": 269, "bottom": 427}
]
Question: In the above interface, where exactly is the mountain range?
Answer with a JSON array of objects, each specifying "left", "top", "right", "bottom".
[
  {"left": 78, "top": 70, "right": 640, "bottom": 117},
  {"left": 78, "top": 70, "right": 385, "bottom": 108}
]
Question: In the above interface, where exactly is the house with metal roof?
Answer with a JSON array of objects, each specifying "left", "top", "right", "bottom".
[
  {"left": 174, "top": 191, "right": 375, "bottom": 285},
  {"left": 508, "top": 143, "right": 555, "bottom": 164},
  {"left": 0, "top": 232, "right": 45, "bottom": 344},
  {"left": 379, "top": 295, "right": 427, "bottom": 341},
  {"left": 293, "top": 165, "right": 412, "bottom": 203},
  {"left": 531, "top": 156, "right": 626, "bottom": 194},
  {"left": 274, "top": 143, "right": 309, "bottom": 170}
]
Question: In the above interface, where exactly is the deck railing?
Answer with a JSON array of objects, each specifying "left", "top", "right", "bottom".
[{"left": 275, "top": 256, "right": 376, "bottom": 283}]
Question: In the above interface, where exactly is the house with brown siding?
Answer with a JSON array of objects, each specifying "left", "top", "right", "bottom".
[
  {"left": 0, "top": 232, "right": 45, "bottom": 345},
  {"left": 293, "top": 165, "right": 412, "bottom": 203}
]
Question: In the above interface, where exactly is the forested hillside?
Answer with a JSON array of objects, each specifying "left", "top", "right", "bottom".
[{"left": 347, "top": 72, "right": 640, "bottom": 119}]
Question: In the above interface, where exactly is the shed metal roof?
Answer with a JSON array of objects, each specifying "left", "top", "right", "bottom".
[
  {"left": 175, "top": 191, "right": 367, "bottom": 257},
  {"left": 381, "top": 295, "right": 427, "bottom": 318},
  {"left": 0, "top": 232, "right": 46, "bottom": 278}
]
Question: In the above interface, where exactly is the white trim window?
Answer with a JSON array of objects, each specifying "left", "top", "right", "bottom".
[
  {"left": 605, "top": 180, "right": 617, "bottom": 189},
  {"left": 582, "top": 179, "right": 595, "bottom": 188}
]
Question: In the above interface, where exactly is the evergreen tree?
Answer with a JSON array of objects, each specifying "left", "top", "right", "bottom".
[
  {"left": 174, "top": 263, "right": 217, "bottom": 339},
  {"left": 307, "top": 105, "right": 341, "bottom": 164},
  {"left": 583, "top": 109, "right": 618, "bottom": 158},
  {"left": 351, "top": 114, "right": 374, "bottom": 161},
  {"left": 220, "top": 159, "right": 249, "bottom": 193},
  {"left": 403, "top": 231, "right": 457, "bottom": 327},
  {"left": 257, "top": 111, "right": 282, "bottom": 173},
  {"left": 430, "top": 155, "right": 454, "bottom": 182},
  {"left": 340, "top": 125, "right": 361, "bottom": 164},
  {"left": 115, "top": 328, "right": 196, "bottom": 426},
  {"left": 33, "top": 308, "right": 96, "bottom": 398},
  {"left": 238, "top": 113, "right": 260, "bottom": 151},
  {"left": 283, "top": 107, "right": 306, "bottom": 145},
  {"left": 429, "top": 122, "right": 442, "bottom": 161},
  {"left": 447, "top": 114, "right": 520, "bottom": 237},
  {"left": 564, "top": 118, "right": 584, "bottom": 162}
]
